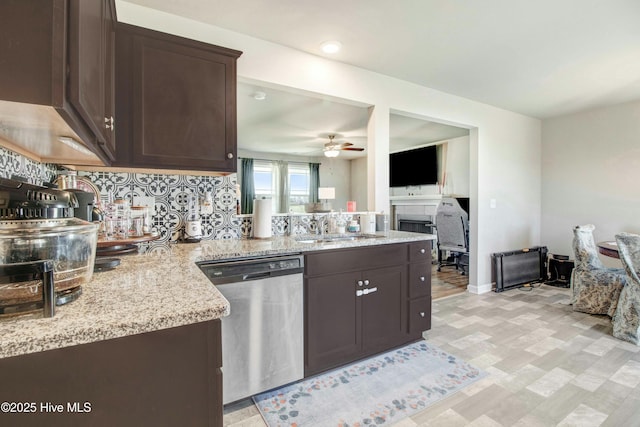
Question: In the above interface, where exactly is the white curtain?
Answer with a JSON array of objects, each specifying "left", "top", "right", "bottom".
[{"left": 274, "top": 160, "right": 289, "bottom": 213}]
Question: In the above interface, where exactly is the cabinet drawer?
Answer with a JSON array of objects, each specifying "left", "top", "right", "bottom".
[
  {"left": 409, "top": 263, "right": 431, "bottom": 298},
  {"left": 305, "top": 243, "right": 406, "bottom": 277},
  {"left": 409, "top": 241, "right": 432, "bottom": 263},
  {"left": 409, "top": 297, "right": 431, "bottom": 335}
]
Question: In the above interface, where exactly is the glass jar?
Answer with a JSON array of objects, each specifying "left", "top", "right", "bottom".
[
  {"left": 56, "top": 170, "right": 77, "bottom": 189},
  {"left": 142, "top": 206, "right": 152, "bottom": 234},
  {"left": 111, "top": 198, "right": 130, "bottom": 239},
  {"left": 131, "top": 205, "right": 151, "bottom": 236}
]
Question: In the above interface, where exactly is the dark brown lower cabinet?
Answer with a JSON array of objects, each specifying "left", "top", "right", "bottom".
[
  {"left": 408, "top": 240, "right": 433, "bottom": 334},
  {"left": 361, "top": 265, "right": 407, "bottom": 353},
  {"left": 0, "top": 320, "right": 222, "bottom": 427},
  {"left": 306, "top": 270, "right": 362, "bottom": 371},
  {"left": 305, "top": 242, "right": 432, "bottom": 376}
]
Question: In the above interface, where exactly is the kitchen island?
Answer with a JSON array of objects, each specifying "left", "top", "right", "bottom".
[
  {"left": 0, "top": 231, "right": 434, "bottom": 359},
  {"left": 0, "top": 231, "right": 434, "bottom": 426}
]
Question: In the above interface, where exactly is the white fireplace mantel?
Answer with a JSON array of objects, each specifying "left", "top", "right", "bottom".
[{"left": 389, "top": 194, "right": 443, "bottom": 206}]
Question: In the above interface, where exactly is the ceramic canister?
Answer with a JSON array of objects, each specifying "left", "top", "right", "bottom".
[{"left": 360, "top": 213, "right": 376, "bottom": 234}]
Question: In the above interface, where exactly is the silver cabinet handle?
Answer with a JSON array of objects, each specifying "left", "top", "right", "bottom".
[
  {"left": 227, "top": 153, "right": 234, "bottom": 159},
  {"left": 357, "top": 280, "right": 364, "bottom": 287},
  {"left": 420, "top": 248, "right": 426, "bottom": 254},
  {"left": 104, "top": 116, "right": 114, "bottom": 131},
  {"left": 364, "top": 279, "right": 369, "bottom": 286},
  {"left": 420, "top": 276, "right": 425, "bottom": 282},
  {"left": 357, "top": 287, "right": 378, "bottom": 296},
  {"left": 419, "top": 311, "right": 425, "bottom": 317}
]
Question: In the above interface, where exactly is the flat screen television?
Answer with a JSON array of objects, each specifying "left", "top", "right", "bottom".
[{"left": 389, "top": 145, "right": 438, "bottom": 187}]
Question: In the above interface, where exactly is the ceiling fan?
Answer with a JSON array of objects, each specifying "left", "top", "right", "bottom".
[{"left": 323, "top": 134, "right": 364, "bottom": 158}]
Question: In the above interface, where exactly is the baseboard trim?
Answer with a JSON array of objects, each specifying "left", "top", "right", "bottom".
[{"left": 467, "top": 282, "right": 493, "bottom": 295}]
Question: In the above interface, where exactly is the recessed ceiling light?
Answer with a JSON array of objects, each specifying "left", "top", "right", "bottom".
[
  {"left": 253, "top": 91, "right": 267, "bottom": 100},
  {"left": 320, "top": 41, "right": 342, "bottom": 54}
]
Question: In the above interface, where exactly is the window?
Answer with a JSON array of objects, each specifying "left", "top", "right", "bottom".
[
  {"left": 252, "top": 160, "right": 276, "bottom": 212},
  {"left": 253, "top": 160, "right": 274, "bottom": 199},
  {"left": 288, "top": 163, "right": 310, "bottom": 213},
  {"left": 251, "top": 160, "right": 311, "bottom": 213}
]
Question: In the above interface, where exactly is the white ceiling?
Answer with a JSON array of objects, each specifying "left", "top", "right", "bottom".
[
  {"left": 125, "top": 0, "right": 640, "bottom": 120},
  {"left": 237, "top": 82, "right": 469, "bottom": 158}
]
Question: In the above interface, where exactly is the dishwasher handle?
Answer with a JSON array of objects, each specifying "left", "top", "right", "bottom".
[{"left": 242, "top": 272, "right": 272, "bottom": 281}]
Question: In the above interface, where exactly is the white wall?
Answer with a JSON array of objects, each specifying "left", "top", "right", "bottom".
[
  {"left": 319, "top": 158, "right": 351, "bottom": 211},
  {"left": 238, "top": 149, "right": 320, "bottom": 165},
  {"left": 445, "top": 136, "right": 470, "bottom": 197},
  {"left": 117, "top": 1, "right": 542, "bottom": 292},
  {"left": 542, "top": 100, "right": 640, "bottom": 267},
  {"left": 350, "top": 157, "right": 368, "bottom": 211}
]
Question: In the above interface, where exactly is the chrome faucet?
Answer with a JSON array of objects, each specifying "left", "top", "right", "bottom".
[
  {"left": 286, "top": 212, "right": 293, "bottom": 236},
  {"left": 315, "top": 214, "right": 327, "bottom": 237}
]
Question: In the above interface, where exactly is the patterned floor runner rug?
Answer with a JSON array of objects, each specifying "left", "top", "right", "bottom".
[{"left": 253, "top": 341, "right": 486, "bottom": 427}]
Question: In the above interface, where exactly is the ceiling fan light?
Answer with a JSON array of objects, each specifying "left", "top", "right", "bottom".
[
  {"left": 324, "top": 149, "right": 340, "bottom": 158},
  {"left": 320, "top": 41, "right": 342, "bottom": 54}
]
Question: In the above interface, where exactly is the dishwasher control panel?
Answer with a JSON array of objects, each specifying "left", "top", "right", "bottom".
[{"left": 198, "top": 255, "right": 304, "bottom": 284}]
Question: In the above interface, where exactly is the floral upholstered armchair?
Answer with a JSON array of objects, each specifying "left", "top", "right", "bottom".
[
  {"left": 612, "top": 233, "right": 640, "bottom": 345},
  {"left": 570, "top": 224, "right": 626, "bottom": 316}
]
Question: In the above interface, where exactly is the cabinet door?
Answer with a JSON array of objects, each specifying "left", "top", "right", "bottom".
[
  {"left": 0, "top": 320, "right": 222, "bottom": 426},
  {"left": 0, "top": 0, "right": 66, "bottom": 106},
  {"left": 102, "top": 0, "right": 116, "bottom": 157},
  {"left": 68, "top": 0, "right": 115, "bottom": 160},
  {"left": 305, "top": 271, "right": 361, "bottom": 376},
  {"left": 361, "top": 265, "right": 407, "bottom": 352},
  {"left": 125, "top": 29, "right": 237, "bottom": 171}
]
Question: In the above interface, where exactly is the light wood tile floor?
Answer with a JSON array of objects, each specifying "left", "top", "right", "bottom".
[
  {"left": 224, "top": 285, "right": 640, "bottom": 426},
  {"left": 432, "top": 264, "right": 469, "bottom": 300}
]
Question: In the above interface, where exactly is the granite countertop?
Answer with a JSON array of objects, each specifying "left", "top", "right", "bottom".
[{"left": 0, "top": 231, "right": 434, "bottom": 359}]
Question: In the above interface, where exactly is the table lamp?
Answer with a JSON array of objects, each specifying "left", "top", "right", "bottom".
[{"left": 317, "top": 187, "right": 335, "bottom": 212}]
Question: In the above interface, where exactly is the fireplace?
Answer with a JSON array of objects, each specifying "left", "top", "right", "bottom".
[{"left": 397, "top": 217, "right": 434, "bottom": 234}]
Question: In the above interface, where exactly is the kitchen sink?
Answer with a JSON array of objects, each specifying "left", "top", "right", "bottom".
[{"left": 294, "top": 234, "right": 385, "bottom": 244}]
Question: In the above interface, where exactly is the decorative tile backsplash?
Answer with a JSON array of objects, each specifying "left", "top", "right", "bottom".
[
  {"left": 80, "top": 171, "right": 353, "bottom": 243},
  {"left": 238, "top": 213, "right": 359, "bottom": 238},
  {"left": 0, "top": 146, "right": 344, "bottom": 243},
  {"left": 0, "top": 146, "right": 57, "bottom": 184},
  {"left": 80, "top": 171, "right": 242, "bottom": 245},
  {"left": 79, "top": 172, "right": 346, "bottom": 244}
]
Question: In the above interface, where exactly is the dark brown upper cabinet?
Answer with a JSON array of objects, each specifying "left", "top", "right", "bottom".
[
  {"left": 68, "top": 0, "right": 117, "bottom": 160},
  {"left": 115, "top": 23, "right": 242, "bottom": 173},
  {"left": 0, "top": 0, "right": 116, "bottom": 166}
]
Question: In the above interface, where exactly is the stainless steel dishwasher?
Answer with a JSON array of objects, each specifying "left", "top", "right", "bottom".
[{"left": 199, "top": 254, "right": 304, "bottom": 405}]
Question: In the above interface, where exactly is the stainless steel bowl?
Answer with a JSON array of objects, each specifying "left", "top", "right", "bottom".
[{"left": 0, "top": 218, "right": 98, "bottom": 308}]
